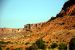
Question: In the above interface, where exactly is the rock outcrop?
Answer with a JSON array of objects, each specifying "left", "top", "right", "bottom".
[
  {"left": 23, "top": 22, "right": 46, "bottom": 32},
  {"left": 56, "top": 0, "right": 75, "bottom": 17},
  {"left": 41, "top": 0, "right": 75, "bottom": 44}
]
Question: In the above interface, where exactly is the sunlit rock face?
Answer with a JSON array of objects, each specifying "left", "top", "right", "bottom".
[
  {"left": 56, "top": 0, "right": 75, "bottom": 17},
  {"left": 24, "top": 23, "right": 44, "bottom": 32}
]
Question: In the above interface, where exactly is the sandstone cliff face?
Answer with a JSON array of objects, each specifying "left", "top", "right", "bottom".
[
  {"left": 41, "top": 0, "right": 75, "bottom": 44},
  {"left": 23, "top": 23, "right": 45, "bottom": 33},
  {"left": 56, "top": 0, "right": 75, "bottom": 17}
]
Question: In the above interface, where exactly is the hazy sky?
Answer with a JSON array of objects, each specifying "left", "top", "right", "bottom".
[{"left": 0, "top": 0, "right": 67, "bottom": 28}]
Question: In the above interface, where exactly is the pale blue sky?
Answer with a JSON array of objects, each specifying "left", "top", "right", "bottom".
[{"left": 0, "top": 0, "right": 67, "bottom": 28}]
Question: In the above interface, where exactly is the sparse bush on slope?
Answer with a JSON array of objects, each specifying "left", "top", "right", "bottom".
[
  {"left": 69, "top": 38, "right": 75, "bottom": 50},
  {"left": 35, "top": 39, "right": 45, "bottom": 49},
  {"left": 6, "top": 48, "right": 10, "bottom": 50},
  {"left": 58, "top": 43, "right": 67, "bottom": 50},
  {"left": 50, "top": 43, "right": 58, "bottom": 49}
]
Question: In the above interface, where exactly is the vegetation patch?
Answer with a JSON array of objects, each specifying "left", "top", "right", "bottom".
[
  {"left": 50, "top": 43, "right": 58, "bottom": 49},
  {"left": 35, "top": 39, "right": 45, "bottom": 49},
  {"left": 58, "top": 43, "right": 67, "bottom": 50}
]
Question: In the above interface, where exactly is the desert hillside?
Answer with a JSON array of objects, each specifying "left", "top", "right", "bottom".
[{"left": 0, "top": 0, "right": 75, "bottom": 50}]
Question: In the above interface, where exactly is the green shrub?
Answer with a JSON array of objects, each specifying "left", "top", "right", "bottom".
[
  {"left": 58, "top": 43, "right": 67, "bottom": 50},
  {"left": 69, "top": 38, "right": 75, "bottom": 50},
  {"left": 0, "top": 47, "right": 2, "bottom": 50},
  {"left": 50, "top": 43, "right": 58, "bottom": 49},
  {"left": 6, "top": 48, "right": 10, "bottom": 50},
  {"left": 35, "top": 39, "right": 45, "bottom": 49}
]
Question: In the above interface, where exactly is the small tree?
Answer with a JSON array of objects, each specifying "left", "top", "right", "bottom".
[
  {"left": 58, "top": 43, "right": 67, "bottom": 50},
  {"left": 26, "top": 39, "right": 45, "bottom": 50},
  {"left": 35, "top": 39, "right": 45, "bottom": 49},
  {"left": 6, "top": 48, "right": 10, "bottom": 50},
  {"left": 50, "top": 43, "right": 58, "bottom": 49}
]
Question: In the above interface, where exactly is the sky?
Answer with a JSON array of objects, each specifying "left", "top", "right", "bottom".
[{"left": 0, "top": 0, "right": 67, "bottom": 28}]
